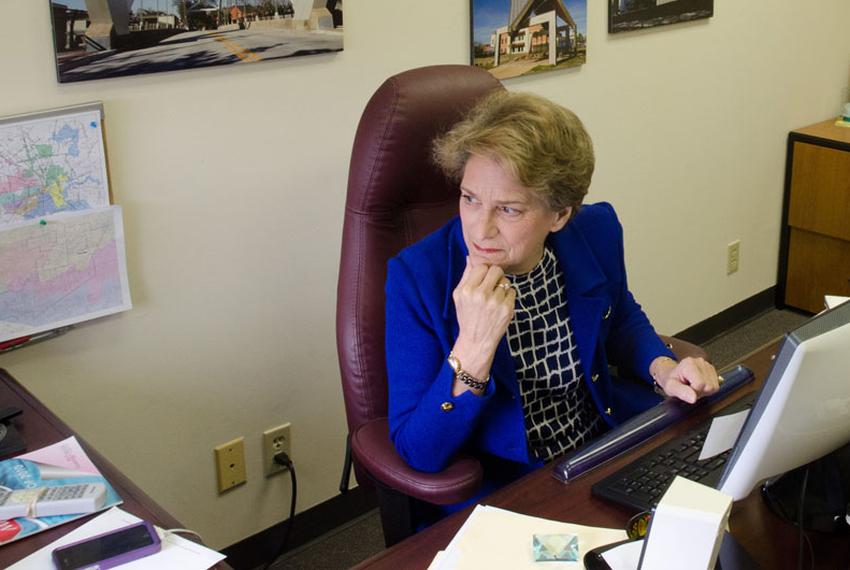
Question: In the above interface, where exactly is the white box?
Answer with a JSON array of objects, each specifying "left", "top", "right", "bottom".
[{"left": 638, "top": 476, "right": 733, "bottom": 570}]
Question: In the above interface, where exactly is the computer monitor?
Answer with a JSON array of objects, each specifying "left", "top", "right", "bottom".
[{"left": 717, "top": 300, "right": 850, "bottom": 500}]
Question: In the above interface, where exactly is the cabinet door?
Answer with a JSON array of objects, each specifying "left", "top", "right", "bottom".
[
  {"left": 788, "top": 142, "right": 850, "bottom": 242},
  {"left": 786, "top": 228, "right": 850, "bottom": 313}
]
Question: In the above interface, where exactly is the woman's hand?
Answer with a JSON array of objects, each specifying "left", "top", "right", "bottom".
[
  {"left": 450, "top": 257, "right": 516, "bottom": 389},
  {"left": 651, "top": 356, "right": 720, "bottom": 404}
]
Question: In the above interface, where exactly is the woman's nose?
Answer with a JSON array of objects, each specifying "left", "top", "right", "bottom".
[{"left": 479, "top": 210, "right": 498, "bottom": 239}]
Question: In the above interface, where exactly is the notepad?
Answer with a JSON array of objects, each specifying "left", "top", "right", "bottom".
[{"left": 698, "top": 409, "right": 749, "bottom": 461}]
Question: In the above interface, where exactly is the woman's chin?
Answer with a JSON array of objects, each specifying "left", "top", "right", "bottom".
[{"left": 470, "top": 253, "right": 504, "bottom": 268}]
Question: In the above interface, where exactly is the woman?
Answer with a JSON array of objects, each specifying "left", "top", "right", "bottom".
[{"left": 385, "top": 91, "right": 718, "bottom": 486}]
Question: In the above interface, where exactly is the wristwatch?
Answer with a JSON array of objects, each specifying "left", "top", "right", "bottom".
[{"left": 447, "top": 352, "right": 489, "bottom": 390}]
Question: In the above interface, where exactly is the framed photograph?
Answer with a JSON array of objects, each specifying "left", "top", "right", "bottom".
[
  {"left": 49, "top": 1, "right": 343, "bottom": 83},
  {"left": 609, "top": 0, "right": 713, "bottom": 34},
  {"left": 471, "top": 0, "right": 587, "bottom": 81}
]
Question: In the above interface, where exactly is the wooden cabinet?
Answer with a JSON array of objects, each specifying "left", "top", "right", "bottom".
[{"left": 778, "top": 119, "right": 850, "bottom": 313}]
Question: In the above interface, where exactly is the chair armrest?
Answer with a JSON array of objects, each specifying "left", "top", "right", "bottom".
[
  {"left": 350, "top": 418, "right": 483, "bottom": 505},
  {"left": 660, "top": 335, "right": 709, "bottom": 362}
]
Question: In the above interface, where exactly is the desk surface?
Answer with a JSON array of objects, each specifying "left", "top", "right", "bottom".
[
  {"left": 354, "top": 342, "right": 850, "bottom": 569},
  {"left": 0, "top": 368, "right": 232, "bottom": 569},
  {"left": 793, "top": 118, "right": 850, "bottom": 146}
]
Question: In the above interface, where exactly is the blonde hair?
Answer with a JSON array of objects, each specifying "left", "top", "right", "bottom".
[{"left": 432, "top": 91, "right": 594, "bottom": 213}]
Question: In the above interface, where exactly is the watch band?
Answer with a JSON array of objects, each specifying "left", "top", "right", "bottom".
[
  {"left": 447, "top": 352, "right": 489, "bottom": 390},
  {"left": 651, "top": 356, "right": 678, "bottom": 396}
]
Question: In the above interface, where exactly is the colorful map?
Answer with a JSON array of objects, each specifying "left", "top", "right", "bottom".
[
  {"left": 0, "top": 106, "right": 109, "bottom": 227},
  {"left": 0, "top": 206, "right": 132, "bottom": 342}
]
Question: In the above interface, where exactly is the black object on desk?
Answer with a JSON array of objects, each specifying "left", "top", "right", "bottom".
[
  {"left": 761, "top": 441, "right": 850, "bottom": 533},
  {"left": 584, "top": 532, "right": 759, "bottom": 570},
  {"left": 0, "top": 406, "right": 26, "bottom": 458}
]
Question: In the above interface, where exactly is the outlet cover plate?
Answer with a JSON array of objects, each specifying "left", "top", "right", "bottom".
[
  {"left": 262, "top": 423, "right": 291, "bottom": 477},
  {"left": 214, "top": 437, "right": 247, "bottom": 493}
]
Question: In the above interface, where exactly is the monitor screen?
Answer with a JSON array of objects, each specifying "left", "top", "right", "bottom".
[{"left": 717, "top": 300, "right": 850, "bottom": 500}]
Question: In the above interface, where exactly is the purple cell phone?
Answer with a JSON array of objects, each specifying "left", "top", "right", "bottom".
[{"left": 52, "top": 520, "right": 162, "bottom": 570}]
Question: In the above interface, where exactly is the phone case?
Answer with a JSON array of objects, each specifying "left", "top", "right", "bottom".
[{"left": 52, "top": 520, "right": 161, "bottom": 570}]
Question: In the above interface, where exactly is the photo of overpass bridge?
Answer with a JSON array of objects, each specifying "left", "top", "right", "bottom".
[{"left": 49, "top": 0, "right": 343, "bottom": 83}]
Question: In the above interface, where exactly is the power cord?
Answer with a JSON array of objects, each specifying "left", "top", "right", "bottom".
[
  {"left": 262, "top": 451, "right": 297, "bottom": 570},
  {"left": 797, "top": 466, "right": 813, "bottom": 570},
  {"left": 162, "top": 528, "right": 204, "bottom": 542}
]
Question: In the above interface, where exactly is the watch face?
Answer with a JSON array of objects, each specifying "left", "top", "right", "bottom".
[{"left": 447, "top": 354, "right": 461, "bottom": 373}]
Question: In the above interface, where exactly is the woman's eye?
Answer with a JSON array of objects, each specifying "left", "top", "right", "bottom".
[
  {"left": 500, "top": 206, "right": 520, "bottom": 216},
  {"left": 461, "top": 194, "right": 477, "bottom": 204}
]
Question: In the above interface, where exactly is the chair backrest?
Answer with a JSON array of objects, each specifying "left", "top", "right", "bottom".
[{"left": 336, "top": 65, "right": 504, "bottom": 435}]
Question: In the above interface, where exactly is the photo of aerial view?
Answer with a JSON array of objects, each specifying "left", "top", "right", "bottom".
[
  {"left": 609, "top": 0, "right": 713, "bottom": 33},
  {"left": 471, "top": 0, "right": 587, "bottom": 81},
  {"left": 49, "top": 1, "right": 343, "bottom": 83}
]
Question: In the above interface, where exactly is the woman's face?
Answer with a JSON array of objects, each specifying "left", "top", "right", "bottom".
[{"left": 459, "top": 154, "right": 570, "bottom": 275}]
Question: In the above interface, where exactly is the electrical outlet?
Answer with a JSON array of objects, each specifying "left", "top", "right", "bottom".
[
  {"left": 214, "top": 437, "right": 247, "bottom": 493},
  {"left": 727, "top": 240, "right": 740, "bottom": 275},
  {"left": 262, "top": 423, "right": 292, "bottom": 477}
]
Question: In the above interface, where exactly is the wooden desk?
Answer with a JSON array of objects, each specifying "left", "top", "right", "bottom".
[
  {"left": 0, "top": 368, "right": 232, "bottom": 569},
  {"left": 354, "top": 342, "right": 850, "bottom": 569}
]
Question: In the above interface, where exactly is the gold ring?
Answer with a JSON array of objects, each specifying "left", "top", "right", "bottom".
[{"left": 497, "top": 282, "right": 511, "bottom": 291}]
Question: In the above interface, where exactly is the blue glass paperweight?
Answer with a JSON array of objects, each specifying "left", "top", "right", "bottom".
[{"left": 532, "top": 533, "right": 579, "bottom": 562}]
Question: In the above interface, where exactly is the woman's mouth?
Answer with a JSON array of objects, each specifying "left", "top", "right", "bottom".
[{"left": 473, "top": 243, "right": 501, "bottom": 254}]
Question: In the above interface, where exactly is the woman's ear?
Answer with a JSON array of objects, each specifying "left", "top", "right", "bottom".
[{"left": 550, "top": 207, "right": 572, "bottom": 233}]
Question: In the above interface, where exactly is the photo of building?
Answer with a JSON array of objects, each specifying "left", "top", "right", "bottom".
[{"left": 471, "top": 0, "right": 586, "bottom": 80}]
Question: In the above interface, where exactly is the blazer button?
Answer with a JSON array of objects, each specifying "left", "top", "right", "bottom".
[
  {"left": 605, "top": 407, "right": 613, "bottom": 416},
  {"left": 441, "top": 402, "right": 454, "bottom": 412},
  {"left": 591, "top": 373, "right": 599, "bottom": 383},
  {"left": 603, "top": 305, "right": 612, "bottom": 320}
]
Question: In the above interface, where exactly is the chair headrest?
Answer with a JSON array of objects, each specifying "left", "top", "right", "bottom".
[{"left": 346, "top": 65, "right": 504, "bottom": 214}]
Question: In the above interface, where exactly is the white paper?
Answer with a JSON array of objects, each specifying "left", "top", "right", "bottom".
[
  {"left": 435, "top": 504, "right": 627, "bottom": 570},
  {"left": 601, "top": 539, "right": 643, "bottom": 570},
  {"left": 698, "top": 409, "right": 749, "bottom": 461},
  {"left": 8, "top": 507, "right": 226, "bottom": 570},
  {"left": 825, "top": 295, "right": 850, "bottom": 309},
  {"left": 427, "top": 550, "right": 449, "bottom": 570}
]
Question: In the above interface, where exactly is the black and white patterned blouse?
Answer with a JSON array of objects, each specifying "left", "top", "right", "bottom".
[{"left": 506, "top": 247, "right": 605, "bottom": 462}]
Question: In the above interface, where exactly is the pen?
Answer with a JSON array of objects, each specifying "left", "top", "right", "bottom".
[{"left": 0, "top": 326, "right": 73, "bottom": 354}]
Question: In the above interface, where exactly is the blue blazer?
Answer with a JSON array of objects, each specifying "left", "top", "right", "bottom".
[{"left": 385, "top": 202, "right": 674, "bottom": 473}]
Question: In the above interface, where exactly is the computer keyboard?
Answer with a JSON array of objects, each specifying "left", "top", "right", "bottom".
[{"left": 591, "top": 392, "right": 755, "bottom": 512}]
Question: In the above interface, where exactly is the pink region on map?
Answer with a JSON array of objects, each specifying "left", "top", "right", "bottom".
[
  {"left": 36, "top": 242, "right": 119, "bottom": 302},
  {"left": 3, "top": 241, "right": 118, "bottom": 302},
  {"left": 0, "top": 173, "right": 38, "bottom": 195},
  {"left": 0, "top": 250, "right": 38, "bottom": 290},
  {"left": 85, "top": 242, "right": 118, "bottom": 302}
]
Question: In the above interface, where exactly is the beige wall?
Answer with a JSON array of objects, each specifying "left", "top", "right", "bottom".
[{"left": 2, "top": 0, "right": 849, "bottom": 549}]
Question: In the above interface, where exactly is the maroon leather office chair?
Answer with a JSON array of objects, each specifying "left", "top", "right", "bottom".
[
  {"left": 335, "top": 64, "right": 708, "bottom": 546},
  {"left": 336, "top": 65, "right": 500, "bottom": 546}
]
